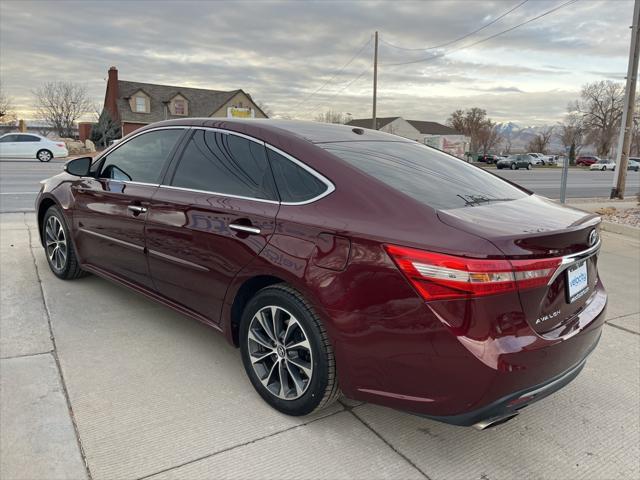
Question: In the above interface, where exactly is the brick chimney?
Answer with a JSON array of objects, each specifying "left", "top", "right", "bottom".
[{"left": 104, "top": 66, "right": 120, "bottom": 122}]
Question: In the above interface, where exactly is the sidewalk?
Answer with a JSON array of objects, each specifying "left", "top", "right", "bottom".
[{"left": 1, "top": 212, "right": 638, "bottom": 480}]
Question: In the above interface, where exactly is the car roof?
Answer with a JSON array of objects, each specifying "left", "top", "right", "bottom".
[{"left": 146, "top": 118, "right": 413, "bottom": 144}]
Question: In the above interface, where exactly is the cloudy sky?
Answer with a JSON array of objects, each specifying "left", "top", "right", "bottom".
[{"left": 0, "top": 0, "right": 633, "bottom": 125}]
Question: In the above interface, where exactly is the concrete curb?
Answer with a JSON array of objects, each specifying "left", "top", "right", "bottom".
[{"left": 600, "top": 221, "right": 640, "bottom": 238}]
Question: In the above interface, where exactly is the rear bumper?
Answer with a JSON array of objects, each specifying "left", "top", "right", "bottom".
[{"left": 419, "top": 330, "right": 601, "bottom": 427}]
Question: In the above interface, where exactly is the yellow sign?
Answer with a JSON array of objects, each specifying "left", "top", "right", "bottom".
[{"left": 227, "top": 107, "right": 254, "bottom": 118}]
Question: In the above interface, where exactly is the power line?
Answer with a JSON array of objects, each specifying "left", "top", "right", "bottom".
[
  {"left": 381, "top": 0, "right": 529, "bottom": 52},
  {"left": 305, "top": 66, "right": 371, "bottom": 115},
  {"left": 290, "top": 36, "right": 373, "bottom": 110},
  {"left": 384, "top": 0, "right": 579, "bottom": 67}
]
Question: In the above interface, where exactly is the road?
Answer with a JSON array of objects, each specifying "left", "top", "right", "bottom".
[
  {"left": 1, "top": 159, "right": 639, "bottom": 213},
  {"left": 1, "top": 212, "right": 638, "bottom": 479}
]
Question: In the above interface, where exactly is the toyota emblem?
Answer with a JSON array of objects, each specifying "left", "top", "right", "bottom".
[{"left": 588, "top": 229, "right": 599, "bottom": 247}]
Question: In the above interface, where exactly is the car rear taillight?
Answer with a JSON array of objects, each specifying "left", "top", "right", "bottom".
[
  {"left": 56, "top": 143, "right": 65, "bottom": 147},
  {"left": 385, "top": 245, "right": 561, "bottom": 301}
]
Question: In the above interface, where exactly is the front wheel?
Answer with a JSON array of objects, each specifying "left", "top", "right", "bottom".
[
  {"left": 37, "top": 149, "right": 53, "bottom": 162},
  {"left": 510, "top": 163, "right": 517, "bottom": 170},
  {"left": 240, "top": 284, "right": 340, "bottom": 416},
  {"left": 42, "top": 206, "right": 86, "bottom": 279},
  {"left": 602, "top": 166, "right": 607, "bottom": 171},
  {"left": 526, "top": 163, "right": 531, "bottom": 170}
]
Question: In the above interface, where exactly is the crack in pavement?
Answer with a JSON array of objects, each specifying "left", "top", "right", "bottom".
[
  {"left": 25, "top": 213, "right": 94, "bottom": 480},
  {"left": 136, "top": 408, "right": 346, "bottom": 480},
  {"left": 339, "top": 399, "right": 432, "bottom": 480},
  {"left": 1, "top": 350, "right": 54, "bottom": 360}
]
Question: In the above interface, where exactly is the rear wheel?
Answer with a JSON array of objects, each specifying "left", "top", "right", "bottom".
[
  {"left": 37, "top": 149, "right": 53, "bottom": 162},
  {"left": 510, "top": 163, "right": 517, "bottom": 170},
  {"left": 42, "top": 206, "right": 85, "bottom": 279},
  {"left": 239, "top": 284, "right": 340, "bottom": 416}
]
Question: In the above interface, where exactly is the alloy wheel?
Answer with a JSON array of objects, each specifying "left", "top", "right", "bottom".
[
  {"left": 247, "top": 305, "right": 313, "bottom": 400},
  {"left": 45, "top": 216, "right": 67, "bottom": 271},
  {"left": 38, "top": 150, "right": 52, "bottom": 162}
]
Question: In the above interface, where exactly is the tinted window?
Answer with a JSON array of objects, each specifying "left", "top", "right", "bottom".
[
  {"left": 0, "top": 135, "right": 18, "bottom": 143},
  {"left": 171, "top": 130, "right": 276, "bottom": 200},
  {"left": 267, "top": 149, "right": 328, "bottom": 203},
  {"left": 322, "top": 141, "right": 528, "bottom": 210},
  {"left": 18, "top": 135, "right": 41, "bottom": 142},
  {"left": 100, "top": 129, "right": 183, "bottom": 183}
]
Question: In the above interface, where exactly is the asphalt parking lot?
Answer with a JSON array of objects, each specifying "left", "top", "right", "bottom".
[
  {"left": 1, "top": 212, "right": 638, "bottom": 480},
  {"left": 1, "top": 158, "right": 639, "bottom": 213}
]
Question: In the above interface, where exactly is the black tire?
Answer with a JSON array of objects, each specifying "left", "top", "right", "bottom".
[
  {"left": 526, "top": 163, "right": 531, "bottom": 170},
  {"left": 239, "top": 284, "right": 340, "bottom": 416},
  {"left": 602, "top": 166, "right": 606, "bottom": 171},
  {"left": 510, "top": 163, "right": 517, "bottom": 170},
  {"left": 42, "top": 206, "right": 86, "bottom": 279},
  {"left": 37, "top": 149, "right": 53, "bottom": 162}
]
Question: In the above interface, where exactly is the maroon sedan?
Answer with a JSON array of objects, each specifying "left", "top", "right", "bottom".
[{"left": 36, "top": 119, "right": 606, "bottom": 429}]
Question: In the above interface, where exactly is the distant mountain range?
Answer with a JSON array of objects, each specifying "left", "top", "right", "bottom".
[{"left": 495, "top": 122, "right": 569, "bottom": 154}]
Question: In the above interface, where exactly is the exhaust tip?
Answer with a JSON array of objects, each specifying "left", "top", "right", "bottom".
[{"left": 473, "top": 412, "right": 519, "bottom": 430}]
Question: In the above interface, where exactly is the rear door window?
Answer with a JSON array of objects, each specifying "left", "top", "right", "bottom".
[
  {"left": 267, "top": 148, "right": 329, "bottom": 203},
  {"left": 322, "top": 141, "right": 527, "bottom": 210},
  {"left": 100, "top": 129, "right": 184, "bottom": 183},
  {"left": 18, "top": 135, "right": 41, "bottom": 142},
  {"left": 170, "top": 129, "right": 277, "bottom": 201}
]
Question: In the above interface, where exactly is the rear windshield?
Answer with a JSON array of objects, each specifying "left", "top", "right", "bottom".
[{"left": 321, "top": 141, "right": 528, "bottom": 210}]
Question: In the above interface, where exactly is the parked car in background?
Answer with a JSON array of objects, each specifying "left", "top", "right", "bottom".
[
  {"left": 476, "top": 153, "right": 500, "bottom": 164},
  {"left": 35, "top": 118, "right": 606, "bottom": 429},
  {"left": 589, "top": 159, "right": 616, "bottom": 171},
  {"left": 527, "top": 153, "right": 545, "bottom": 165},
  {"left": 576, "top": 155, "right": 600, "bottom": 166},
  {"left": 497, "top": 154, "right": 534, "bottom": 170},
  {"left": 628, "top": 158, "right": 640, "bottom": 171},
  {"left": 0, "top": 133, "right": 68, "bottom": 162},
  {"left": 544, "top": 155, "right": 558, "bottom": 165}
]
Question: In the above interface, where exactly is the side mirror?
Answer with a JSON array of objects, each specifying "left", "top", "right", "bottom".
[{"left": 64, "top": 156, "right": 93, "bottom": 177}]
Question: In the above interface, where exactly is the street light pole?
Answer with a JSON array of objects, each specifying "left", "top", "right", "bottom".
[
  {"left": 372, "top": 31, "right": 378, "bottom": 130},
  {"left": 611, "top": 0, "right": 640, "bottom": 199}
]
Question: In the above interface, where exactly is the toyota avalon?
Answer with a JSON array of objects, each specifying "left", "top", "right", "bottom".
[{"left": 36, "top": 119, "right": 606, "bottom": 429}]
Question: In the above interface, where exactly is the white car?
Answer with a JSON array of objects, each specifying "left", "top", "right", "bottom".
[
  {"left": 526, "top": 152, "right": 546, "bottom": 165},
  {"left": 0, "top": 133, "right": 69, "bottom": 162},
  {"left": 589, "top": 159, "right": 616, "bottom": 171}
]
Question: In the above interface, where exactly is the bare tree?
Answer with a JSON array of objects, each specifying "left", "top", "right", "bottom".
[
  {"left": 558, "top": 113, "right": 586, "bottom": 164},
  {"left": 255, "top": 100, "right": 273, "bottom": 118},
  {"left": 527, "top": 126, "right": 554, "bottom": 154},
  {"left": 448, "top": 107, "right": 492, "bottom": 153},
  {"left": 0, "top": 84, "right": 16, "bottom": 124},
  {"left": 501, "top": 131, "right": 514, "bottom": 154},
  {"left": 314, "top": 110, "right": 351, "bottom": 124},
  {"left": 33, "top": 81, "right": 92, "bottom": 138},
  {"left": 477, "top": 121, "right": 502, "bottom": 155},
  {"left": 572, "top": 80, "right": 624, "bottom": 157}
]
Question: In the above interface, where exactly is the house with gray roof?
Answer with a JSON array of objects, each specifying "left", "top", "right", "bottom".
[
  {"left": 346, "top": 116, "right": 469, "bottom": 158},
  {"left": 103, "top": 66, "right": 267, "bottom": 137}
]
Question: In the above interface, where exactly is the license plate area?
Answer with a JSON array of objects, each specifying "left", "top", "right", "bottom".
[{"left": 566, "top": 260, "right": 589, "bottom": 303}]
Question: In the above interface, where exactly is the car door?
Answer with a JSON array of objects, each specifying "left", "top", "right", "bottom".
[
  {"left": 145, "top": 128, "right": 279, "bottom": 324},
  {"left": 71, "top": 127, "right": 187, "bottom": 288},
  {"left": 17, "top": 134, "right": 42, "bottom": 158},
  {"left": 0, "top": 134, "right": 20, "bottom": 157}
]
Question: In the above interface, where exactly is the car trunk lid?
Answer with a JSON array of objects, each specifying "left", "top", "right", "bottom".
[{"left": 437, "top": 195, "right": 602, "bottom": 335}]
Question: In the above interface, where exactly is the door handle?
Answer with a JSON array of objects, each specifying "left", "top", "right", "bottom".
[
  {"left": 229, "top": 223, "right": 261, "bottom": 235},
  {"left": 128, "top": 205, "right": 148, "bottom": 214}
]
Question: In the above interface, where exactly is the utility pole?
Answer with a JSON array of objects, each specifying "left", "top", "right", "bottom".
[
  {"left": 611, "top": 0, "right": 640, "bottom": 199},
  {"left": 372, "top": 31, "right": 378, "bottom": 130}
]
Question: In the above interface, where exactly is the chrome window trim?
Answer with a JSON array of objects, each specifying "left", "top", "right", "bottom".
[
  {"left": 265, "top": 144, "right": 336, "bottom": 206},
  {"left": 547, "top": 238, "right": 601, "bottom": 285},
  {"left": 158, "top": 184, "right": 279, "bottom": 205}
]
